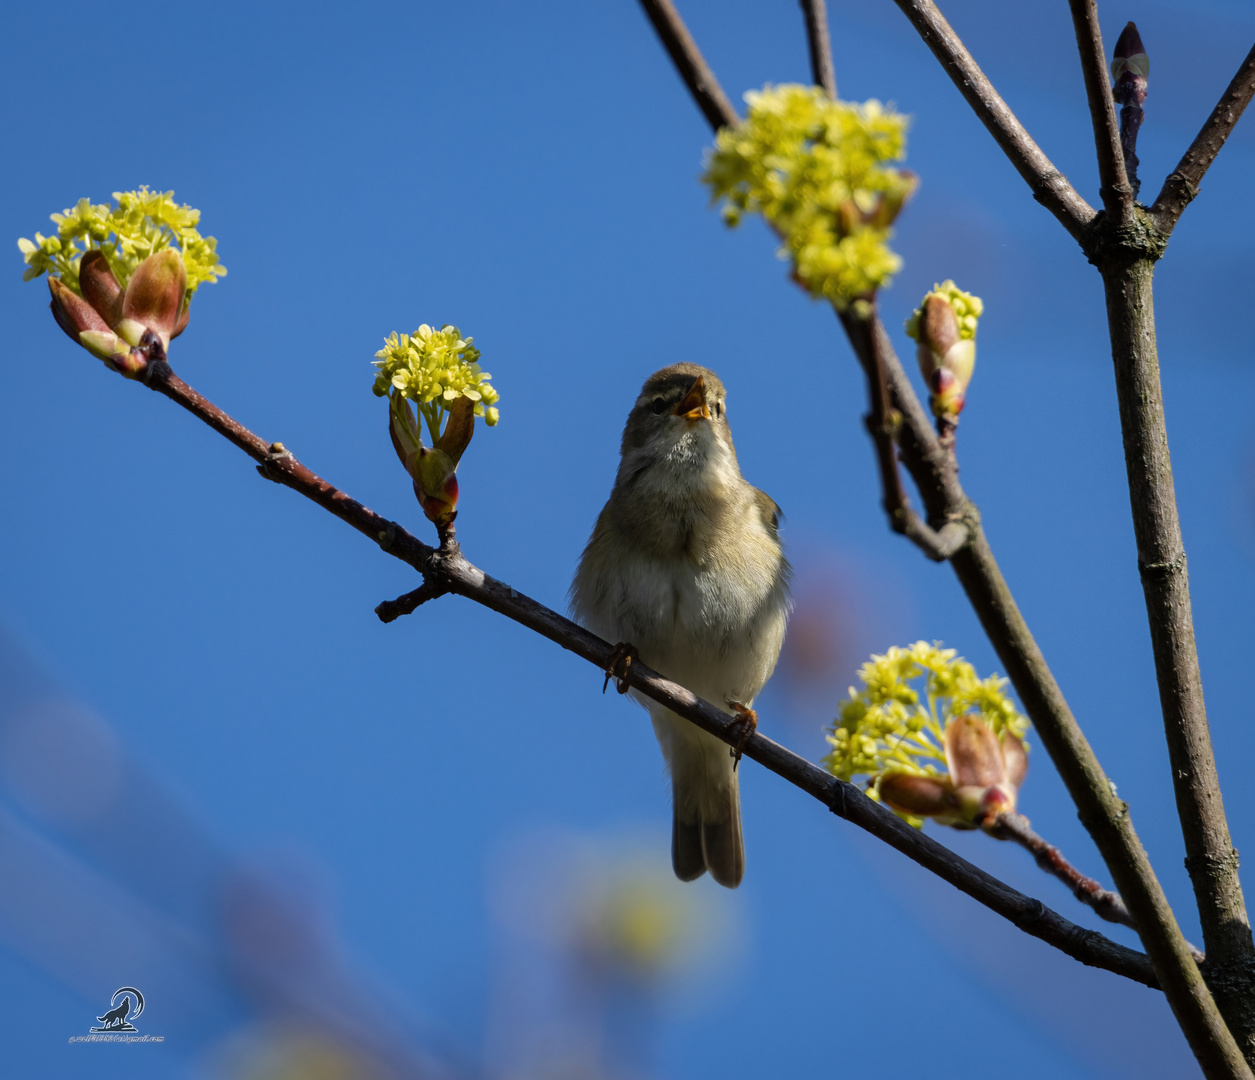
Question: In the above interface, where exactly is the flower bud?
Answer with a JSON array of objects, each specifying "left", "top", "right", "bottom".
[
  {"left": 905, "top": 281, "right": 982, "bottom": 430},
  {"left": 388, "top": 394, "right": 477, "bottom": 526},
  {"left": 1111, "top": 22, "right": 1148, "bottom": 107},
  {"left": 78, "top": 251, "right": 124, "bottom": 329},
  {"left": 122, "top": 249, "right": 187, "bottom": 349},
  {"left": 879, "top": 773, "right": 954, "bottom": 818}
]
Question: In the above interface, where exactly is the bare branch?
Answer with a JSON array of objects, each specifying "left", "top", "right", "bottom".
[
  {"left": 889, "top": 0, "right": 1095, "bottom": 242},
  {"left": 125, "top": 356, "right": 1161, "bottom": 988},
  {"left": 636, "top": 0, "right": 738, "bottom": 130},
  {"left": 1099, "top": 259, "right": 1255, "bottom": 1058},
  {"left": 839, "top": 307, "right": 969, "bottom": 561},
  {"left": 800, "top": 0, "right": 837, "bottom": 99},
  {"left": 991, "top": 811, "right": 1205, "bottom": 963},
  {"left": 1150, "top": 41, "right": 1255, "bottom": 235},
  {"left": 1067, "top": 0, "right": 1133, "bottom": 222},
  {"left": 376, "top": 581, "right": 448, "bottom": 623}
]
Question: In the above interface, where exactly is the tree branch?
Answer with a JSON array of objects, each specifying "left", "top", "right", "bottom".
[
  {"left": 1098, "top": 255, "right": 1255, "bottom": 1058},
  {"left": 992, "top": 811, "right": 1205, "bottom": 963},
  {"left": 1067, "top": 0, "right": 1133, "bottom": 222},
  {"left": 627, "top": 12, "right": 1252, "bottom": 1073},
  {"left": 889, "top": 0, "right": 1096, "bottom": 242},
  {"left": 376, "top": 581, "right": 449, "bottom": 623},
  {"left": 800, "top": 0, "right": 837, "bottom": 99},
  {"left": 124, "top": 356, "right": 1161, "bottom": 988},
  {"left": 840, "top": 307, "right": 968, "bottom": 561},
  {"left": 1150, "top": 41, "right": 1255, "bottom": 235},
  {"left": 637, "top": 0, "right": 738, "bottom": 130}
]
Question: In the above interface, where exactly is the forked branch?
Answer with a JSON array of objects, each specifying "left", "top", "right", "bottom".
[{"left": 634, "top": 5, "right": 1249, "bottom": 1074}]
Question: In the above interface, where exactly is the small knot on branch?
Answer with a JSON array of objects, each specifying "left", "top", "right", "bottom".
[
  {"left": 827, "top": 778, "right": 849, "bottom": 819},
  {"left": 256, "top": 442, "right": 295, "bottom": 483},
  {"left": 1138, "top": 550, "right": 1187, "bottom": 581}
]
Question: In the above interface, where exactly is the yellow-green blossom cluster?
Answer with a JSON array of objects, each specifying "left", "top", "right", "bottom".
[
  {"left": 372, "top": 324, "right": 500, "bottom": 443},
  {"left": 703, "top": 84, "right": 913, "bottom": 310},
  {"left": 17, "top": 188, "right": 226, "bottom": 300},
  {"left": 823, "top": 642, "right": 1027, "bottom": 815},
  {"left": 905, "top": 280, "right": 983, "bottom": 342}
]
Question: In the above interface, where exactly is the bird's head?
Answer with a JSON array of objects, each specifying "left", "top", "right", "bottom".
[{"left": 615, "top": 364, "right": 739, "bottom": 494}]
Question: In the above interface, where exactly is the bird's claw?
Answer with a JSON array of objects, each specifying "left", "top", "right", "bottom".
[
  {"left": 727, "top": 701, "right": 758, "bottom": 770},
  {"left": 602, "top": 642, "right": 638, "bottom": 695}
]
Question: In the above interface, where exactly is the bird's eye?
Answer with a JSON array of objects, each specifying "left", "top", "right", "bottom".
[
  {"left": 714, "top": 401, "right": 723, "bottom": 419},
  {"left": 651, "top": 397, "right": 668, "bottom": 414}
]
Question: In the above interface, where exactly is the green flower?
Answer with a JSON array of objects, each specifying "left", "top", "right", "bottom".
[
  {"left": 823, "top": 642, "right": 1029, "bottom": 826},
  {"left": 373, "top": 324, "right": 500, "bottom": 526},
  {"left": 17, "top": 188, "right": 226, "bottom": 311},
  {"left": 704, "top": 84, "right": 915, "bottom": 310},
  {"left": 372, "top": 324, "right": 499, "bottom": 438}
]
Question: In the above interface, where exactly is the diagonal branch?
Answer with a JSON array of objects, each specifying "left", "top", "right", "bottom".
[
  {"left": 1067, "top": 0, "right": 1133, "bottom": 222},
  {"left": 111, "top": 358, "right": 1157, "bottom": 988},
  {"left": 991, "top": 811, "right": 1205, "bottom": 963},
  {"left": 800, "top": 0, "right": 837, "bottom": 99},
  {"left": 889, "top": 0, "right": 1096, "bottom": 242},
  {"left": 1150, "top": 41, "right": 1255, "bottom": 235},
  {"left": 637, "top": 0, "right": 738, "bottom": 129}
]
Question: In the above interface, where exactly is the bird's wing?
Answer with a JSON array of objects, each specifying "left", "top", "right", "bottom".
[{"left": 751, "top": 487, "right": 783, "bottom": 541}]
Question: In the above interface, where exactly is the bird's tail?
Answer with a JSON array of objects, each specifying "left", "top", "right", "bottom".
[{"left": 663, "top": 718, "right": 744, "bottom": 888}]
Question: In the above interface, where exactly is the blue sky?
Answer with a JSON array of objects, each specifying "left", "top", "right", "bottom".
[{"left": 1, "top": 1, "right": 1253, "bottom": 1076}]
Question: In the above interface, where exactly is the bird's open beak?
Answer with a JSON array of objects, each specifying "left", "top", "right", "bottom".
[{"left": 673, "top": 376, "right": 711, "bottom": 421}]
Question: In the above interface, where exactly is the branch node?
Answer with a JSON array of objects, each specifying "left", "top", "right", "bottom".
[
  {"left": 1138, "top": 549, "right": 1187, "bottom": 581},
  {"left": 255, "top": 442, "right": 294, "bottom": 483},
  {"left": 828, "top": 778, "right": 849, "bottom": 819}
]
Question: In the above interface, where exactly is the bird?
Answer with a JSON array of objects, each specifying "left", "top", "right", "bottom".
[{"left": 571, "top": 363, "right": 791, "bottom": 888}]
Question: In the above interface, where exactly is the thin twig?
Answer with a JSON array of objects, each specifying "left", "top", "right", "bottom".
[
  {"left": 127, "top": 357, "right": 1158, "bottom": 988},
  {"left": 636, "top": 0, "right": 738, "bottom": 130},
  {"left": 1067, "top": 0, "right": 1132, "bottom": 222},
  {"left": 1150, "top": 41, "right": 1255, "bottom": 235},
  {"left": 992, "top": 811, "right": 1133, "bottom": 925},
  {"left": 840, "top": 307, "right": 968, "bottom": 561},
  {"left": 889, "top": 0, "right": 1096, "bottom": 242},
  {"left": 376, "top": 581, "right": 448, "bottom": 623},
  {"left": 800, "top": 0, "right": 837, "bottom": 99},
  {"left": 991, "top": 811, "right": 1205, "bottom": 963}
]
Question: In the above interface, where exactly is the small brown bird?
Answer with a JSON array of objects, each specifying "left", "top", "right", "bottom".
[{"left": 571, "top": 364, "right": 791, "bottom": 887}]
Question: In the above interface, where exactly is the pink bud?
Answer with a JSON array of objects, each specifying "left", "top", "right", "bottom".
[
  {"left": 78, "top": 251, "right": 124, "bottom": 329},
  {"left": 879, "top": 773, "right": 956, "bottom": 818},
  {"left": 122, "top": 249, "right": 187, "bottom": 347},
  {"left": 48, "top": 277, "right": 109, "bottom": 341}
]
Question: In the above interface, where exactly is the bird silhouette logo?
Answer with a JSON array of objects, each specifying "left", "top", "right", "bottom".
[{"left": 90, "top": 987, "right": 144, "bottom": 1033}]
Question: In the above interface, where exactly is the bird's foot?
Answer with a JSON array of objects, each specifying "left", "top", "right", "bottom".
[
  {"left": 602, "top": 642, "right": 638, "bottom": 695},
  {"left": 727, "top": 701, "right": 758, "bottom": 770}
]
